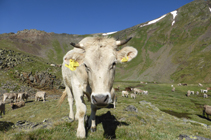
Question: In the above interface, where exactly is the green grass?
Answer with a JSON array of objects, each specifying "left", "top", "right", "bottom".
[{"left": 1, "top": 83, "right": 211, "bottom": 140}]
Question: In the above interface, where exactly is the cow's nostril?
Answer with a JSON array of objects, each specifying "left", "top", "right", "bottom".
[
  {"left": 104, "top": 95, "right": 109, "bottom": 103},
  {"left": 92, "top": 96, "right": 97, "bottom": 104}
]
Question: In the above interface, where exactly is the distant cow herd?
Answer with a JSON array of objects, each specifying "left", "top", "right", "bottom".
[
  {"left": 0, "top": 91, "right": 47, "bottom": 117},
  {"left": 121, "top": 87, "right": 148, "bottom": 99}
]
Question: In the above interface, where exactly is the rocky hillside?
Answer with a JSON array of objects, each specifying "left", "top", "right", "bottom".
[{"left": 0, "top": 0, "right": 211, "bottom": 92}]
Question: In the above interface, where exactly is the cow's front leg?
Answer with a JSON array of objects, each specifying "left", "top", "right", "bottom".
[
  {"left": 88, "top": 104, "right": 97, "bottom": 132},
  {"left": 73, "top": 86, "right": 87, "bottom": 138}
]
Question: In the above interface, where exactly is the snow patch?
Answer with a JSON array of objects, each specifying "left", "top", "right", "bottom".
[
  {"left": 170, "top": 10, "right": 177, "bottom": 26},
  {"left": 140, "top": 14, "right": 166, "bottom": 28},
  {"left": 102, "top": 31, "right": 117, "bottom": 36}
]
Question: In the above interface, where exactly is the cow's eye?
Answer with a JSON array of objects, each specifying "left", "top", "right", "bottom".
[
  {"left": 84, "top": 63, "right": 90, "bottom": 71},
  {"left": 110, "top": 62, "right": 116, "bottom": 69}
]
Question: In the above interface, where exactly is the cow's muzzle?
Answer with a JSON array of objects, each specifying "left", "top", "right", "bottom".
[{"left": 91, "top": 93, "right": 112, "bottom": 107}]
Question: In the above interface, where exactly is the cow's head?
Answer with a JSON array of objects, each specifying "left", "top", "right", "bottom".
[{"left": 64, "top": 37, "right": 137, "bottom": 107}]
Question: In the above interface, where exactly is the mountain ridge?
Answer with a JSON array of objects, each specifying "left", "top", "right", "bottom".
[{"left": 0, "top": 0, "right": 211, "bottom": 86}]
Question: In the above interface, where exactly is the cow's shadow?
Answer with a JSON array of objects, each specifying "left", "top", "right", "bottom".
[
  {"left": 0, "top": 121, "right": 14, "bottom": 131},
  {"left": 197, "top": 114, "right": 211, "bottom": 121},
  {"left": 86, "top": 111, "right": 129, "bottom": 139}
]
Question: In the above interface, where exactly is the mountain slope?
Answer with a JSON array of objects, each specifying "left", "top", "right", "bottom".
[{"left": 113, "top": 0, "right": 211, "bottom": 83}]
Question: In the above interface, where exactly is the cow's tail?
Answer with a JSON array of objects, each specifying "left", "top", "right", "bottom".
[{"left": 57, "top": 89, "right": 67, "bottom": 107}]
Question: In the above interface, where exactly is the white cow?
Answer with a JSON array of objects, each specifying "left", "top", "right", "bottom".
[
  {"left": 201, "top": 89, "right": 208, "bottom": 93},
  {"left": 3, "top": 93, "right": 18, "bottom": 103},
  {"left": 122, "top": 91, "right": 129, "bottom": 97},
  {"left": 59, "top": 36, "right": 137, "bottom": 138},
  {"left": 133, "top": 88, "right": 143, "bottom": 94},
  {"left": 198, "top": 83, "right": 203, "bottom": 87},
  {"left": 35, "top": 91, "right": 46, "bottom": 102},
  {"left": 204, "top": 94, "right": 208, "bottom": 98},
  {"left": 130, "top": 93, "right": 136, "bottom": 99},
  {"left": 172, "top": 87, "right": 175, "bottom": 92},
  {"left": 17, "top": 92, "right": 29, "bottom": 102},
  {"left": 196, "top": 91, "right": 199, "bottom": 95},
  {"left": 142, "top": 90, "right": 148, "bottom": 95},
  {"left": 190, "top": 91, "right": 194, "bottom": 95}
]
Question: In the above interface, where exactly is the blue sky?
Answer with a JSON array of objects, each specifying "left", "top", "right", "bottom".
[{"left": 0, "top": 0, "right": 193, "bottom": 35}]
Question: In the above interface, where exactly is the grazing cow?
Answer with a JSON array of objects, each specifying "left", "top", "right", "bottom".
[
  {"left": 142, "top": 90, "right": 148, "bottom": 95},
  {"left": 182, "top": 83, "right": 187, "bottom": 86},
  {"left": 125, "top": 87, "right": 132, "bottom": 92},
  {"left": 203, "top": 90, "right": 208, "bottom": 93},
  {"left": 196, "top": 91, "right": 199, "bottom": 95},
  {"left": 11, "top": 101, "right": 25, "bottom": 110},
  {"left": 0, "top": 101, "right": 5, "bottom": 116},
  {"left": 35, "top": 91, "right": 46, "bottom": 102},
  {"left": 172, "top": 87, "right": 175, "bottom": 92},
  {"left": 3, "top": 93, "right": 18, "bottom": 103},
  {"left": 203, "top": 105, "right": 211, "bottom": 119},
  {"left": 114, "top": 86, "right": 120, "bottom": 92},
  {"left": 130, "top": 93, "right": 136, "bottom": 99},
  {"left": 59, "top": 36, "right": 137, "bottom": 138},
  {"left": 17, "top": 92, "right": 29, "bottom": 102},
  {"left": 190, "top": 91, "right": 194, "bottom": 95},
  {"left": 204, "top": 94, "right": 208, "bottom": 98},
  {"left": 198, "top": 83, "right": 203, "bottom": 87},
  {"left": 207, "top": 87, "right": 211, "bottom": 91},
  {"left": 186, "top": 90, "right": 191, "bottom": 97},
  {"left": 133, "top": 88, "right": 143, "bottom": 94},
  {"left": 122, "top": 91, "right": 129, "bottom": 98}
]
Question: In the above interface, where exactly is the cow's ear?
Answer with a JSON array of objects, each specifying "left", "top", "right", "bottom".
[
  {"left": 64, "top": 52, "right": 85, "bottom": 71},
  {"left": 117, "top": 46, "right": 138, "bottom": 63}
]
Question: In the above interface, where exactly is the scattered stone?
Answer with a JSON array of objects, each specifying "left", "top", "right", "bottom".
[
  {"left": 124, "top": 105, "right": 138, "bottom": 112},
  {"left": 178, "top": 134, "right": 211, "bottom": 140},
  {"left": 29, "top": 115, "right": 35, "bottom": 118},
  {"left": 60, "top": 116, "right": 74, "bottom": 122},
  {"left": 139, "top": 100, "right": 160, "bottom": 111},
  {"left": 12, "top": 120, "right": 53, "bottom": 131}
]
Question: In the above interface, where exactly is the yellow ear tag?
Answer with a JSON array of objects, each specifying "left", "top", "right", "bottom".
[
  {"left": 121, "top": 56, "right": 129, "bottom": 62},
  {"left": 65, "top": 59, "right": 79, "bottom": 71}
]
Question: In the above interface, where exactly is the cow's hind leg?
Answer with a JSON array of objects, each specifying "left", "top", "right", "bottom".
[
  {"left": 3, "top": 95, "right": 7, "bottom": 103},
  {"left": 66, "top": 87, "right": 74, "bottom": 121}
]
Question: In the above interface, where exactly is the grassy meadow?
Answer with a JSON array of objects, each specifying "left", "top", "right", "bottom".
[{"left": 1, "top": 82, "right": 211, "bottom": 140}]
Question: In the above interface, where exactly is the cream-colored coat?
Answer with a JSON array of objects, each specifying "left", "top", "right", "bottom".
[
  {"left": 35, "top": 91, "right": 46, "bottom": 102},
  {"left": 59, "top": 36, "right": 137, "bottom": 138},
  {"left": 3, "top": 93, "right": 18, "bottom": 103}
]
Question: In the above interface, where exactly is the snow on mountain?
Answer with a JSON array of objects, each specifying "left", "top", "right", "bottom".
[
  {"left": 140, "top": 14, "right": 166, "bottom": 28},
  {"left": 170, "top": 10, "right": 177, "bottom": 26},
  {"left": 139, "top": 9, "right": 179, "bottom": 27},
  {"left": 102, "top": 31, "right": 117, "bottom": 36}
]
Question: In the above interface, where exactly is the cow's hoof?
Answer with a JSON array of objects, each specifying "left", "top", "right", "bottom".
[
  {"left": 77, "top": 128, "right": 86, "bottom": 138},
  {"left": 91, "top": 127, "right": 96, "bottom": 132},
  {"left": 68, "top": 117, "right": 74, "bottom": 122}
]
